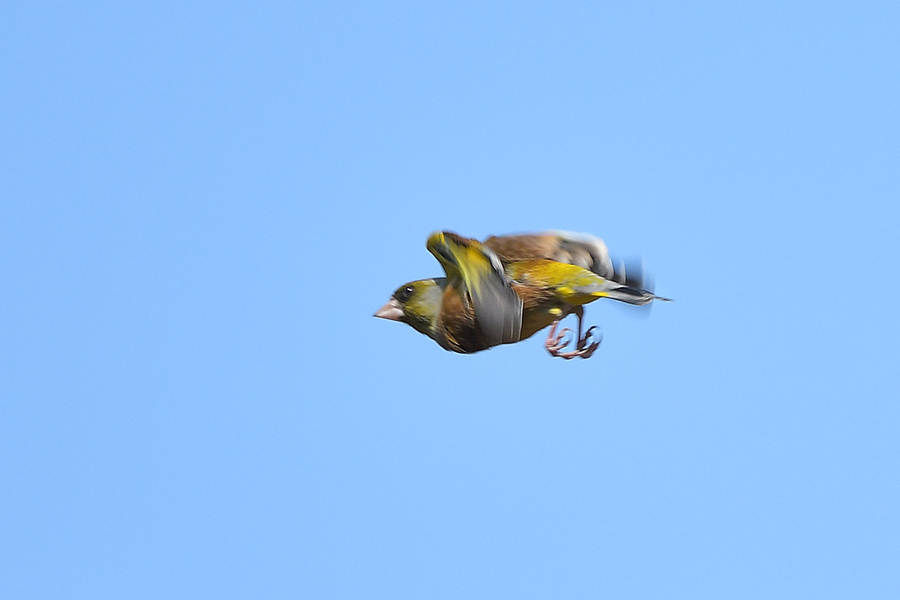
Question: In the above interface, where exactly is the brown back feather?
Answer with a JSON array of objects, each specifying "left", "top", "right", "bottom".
[{"left": 483, "top": 235, "right": 558, "bottom": 263}]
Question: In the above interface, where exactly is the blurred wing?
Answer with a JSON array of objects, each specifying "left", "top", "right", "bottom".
[
  {"left": 485, "top": 230, "right": 654, "bottom": 293},
  {"left": 428, "top": 232, "right": 523, "bottom": 345},
  {"left": 514, "top": 260, "right": 670, "bottom": 306}
]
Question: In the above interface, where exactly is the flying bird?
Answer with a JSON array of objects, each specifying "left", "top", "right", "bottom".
[{"left": 374, "top": 231, "right": 670, "bottom": 359}]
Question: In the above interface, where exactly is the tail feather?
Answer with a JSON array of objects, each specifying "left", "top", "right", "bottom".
[
  {"left": 577, "top": 279, "right": 672, "bottom": 306},
  {"left": 604, "top": 283, "right": 672, "bottom": 305}
]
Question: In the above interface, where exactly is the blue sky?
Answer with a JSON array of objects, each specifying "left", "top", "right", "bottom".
[{"left": 2, "top": 1, "right": 899, "bottom": 598}]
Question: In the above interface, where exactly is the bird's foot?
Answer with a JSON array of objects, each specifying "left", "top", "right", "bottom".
[
  {"left": 545, "top": 322, "right": 601, "bottom": 360},
  {"left": 545, "top": 322, "right": 574, "bottom": 356},
  {"left": 575, "top": 325, "right": 602, "bottom": 359}
]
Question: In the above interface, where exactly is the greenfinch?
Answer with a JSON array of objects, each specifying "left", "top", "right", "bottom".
[{"left": 374, "top": 231, "right": 670, "bottom": 359}]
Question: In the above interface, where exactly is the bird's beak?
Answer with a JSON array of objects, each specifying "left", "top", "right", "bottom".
[{"left": 374, "top": 298, "right": 404, "bottom": 321}]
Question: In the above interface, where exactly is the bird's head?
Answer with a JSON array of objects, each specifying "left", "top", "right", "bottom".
[{"left": 374, "top": 278, "right": 446, "bottom": 337}]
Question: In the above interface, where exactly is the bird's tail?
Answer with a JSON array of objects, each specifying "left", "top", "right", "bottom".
[{"left": 600, "top": 281, "right": 673, "bottom": 306}]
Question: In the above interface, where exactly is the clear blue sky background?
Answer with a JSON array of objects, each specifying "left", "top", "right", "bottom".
[{"left": 2, "top": 2, "right": 898, "bottom": 598}]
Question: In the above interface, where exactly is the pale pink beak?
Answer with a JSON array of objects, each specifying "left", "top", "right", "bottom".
[{"left": 374, "top": 298, "right": 404, "bottom": 321}]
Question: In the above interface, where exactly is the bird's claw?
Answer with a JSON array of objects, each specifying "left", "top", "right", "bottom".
[
  {"left": 545, "top": 326, "right": 573, "bottom": 354},
  {"left": 545, "top": 322, "right": 602, "bottom": 360},
  {"left": 579, "top": 326, "right": 601, "bottom": 353}
]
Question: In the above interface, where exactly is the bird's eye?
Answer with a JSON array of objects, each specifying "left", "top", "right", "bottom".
[{"left": 395, "top": 285, "right": 414, "bottom": 302}]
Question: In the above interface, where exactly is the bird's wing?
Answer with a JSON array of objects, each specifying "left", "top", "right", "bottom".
[
  {"left": 427, "top": 232, "right": 523, "bottom": 346},
  {"left": 511, "top": 260, "right": 671, "bottom": 306},
  {"left": 485, "top": 230, "right": 653, "bottom": 293}
]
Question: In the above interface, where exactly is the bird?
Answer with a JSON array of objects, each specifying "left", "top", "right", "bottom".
[{"left": 374, "top": 231, "right": 670, "bottom": 358}]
